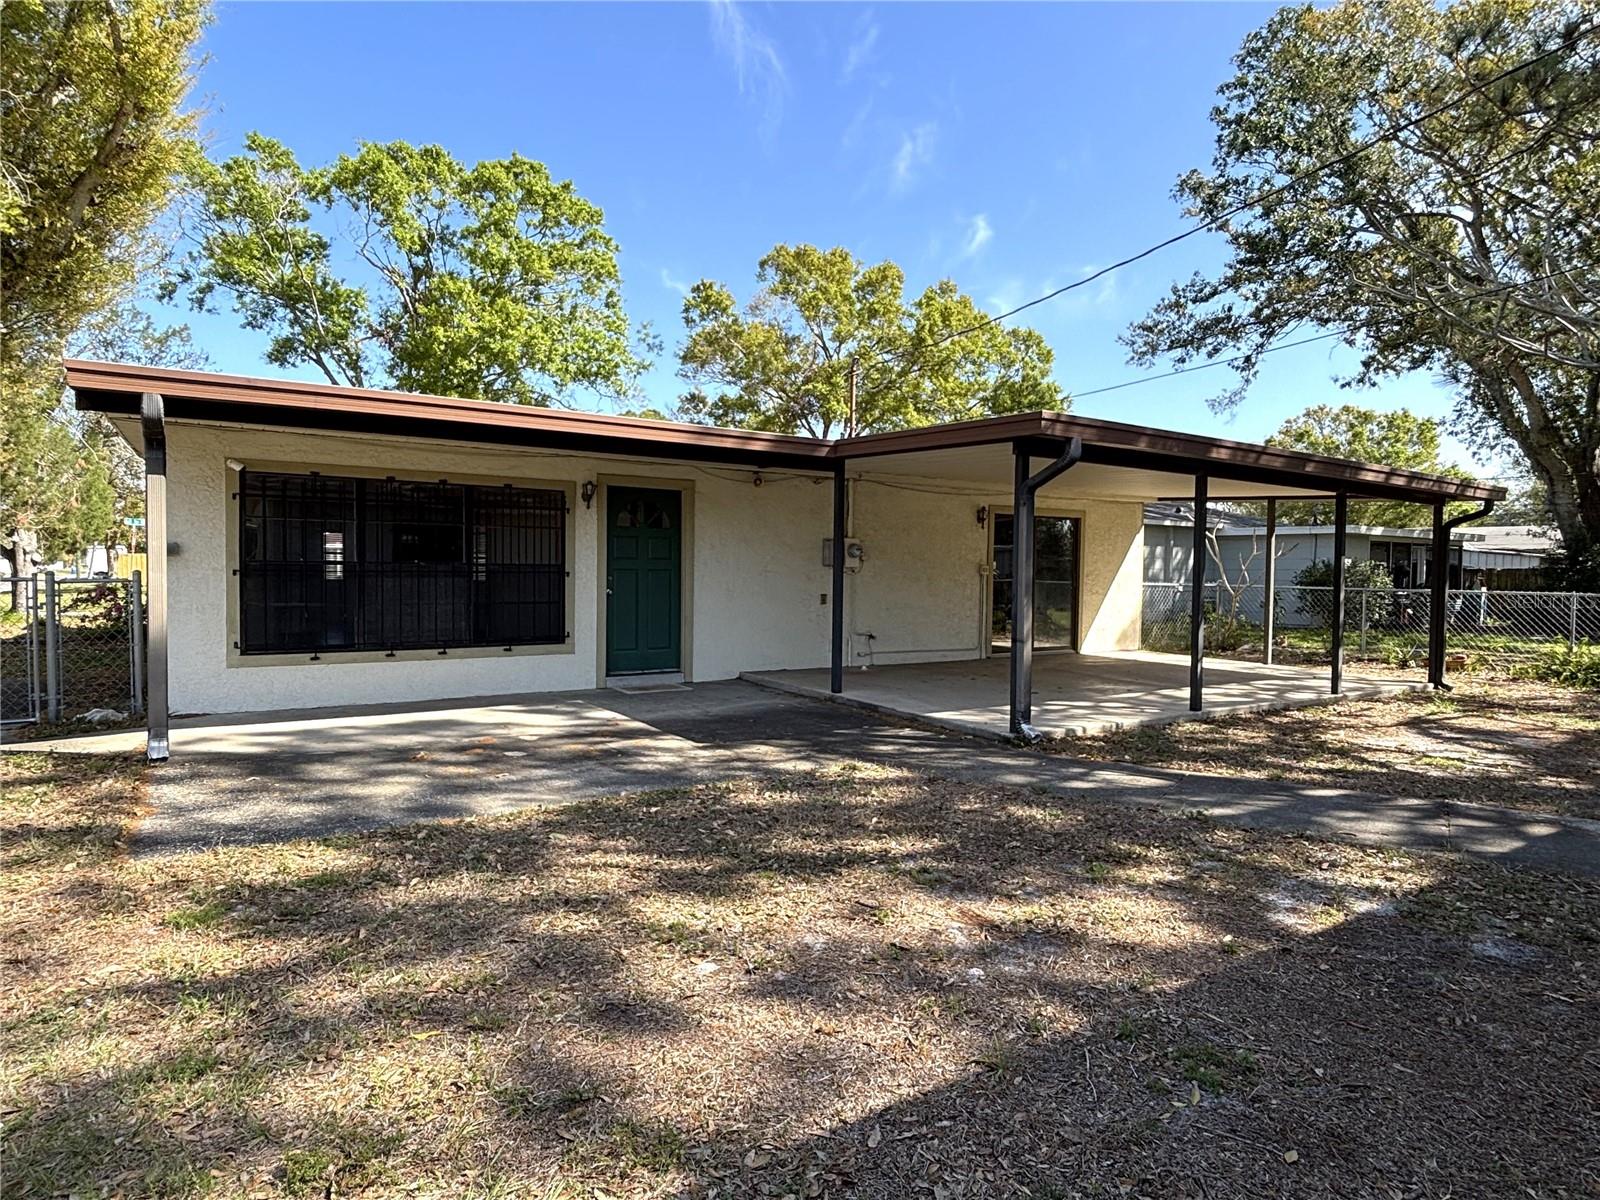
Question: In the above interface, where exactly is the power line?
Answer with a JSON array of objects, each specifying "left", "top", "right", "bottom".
[
  {"left": 1065, "top": 264, "right": 1582, "bottom": 400},
  {"left": 858, "top": 19, "right": 1596, "bottom": 390}
]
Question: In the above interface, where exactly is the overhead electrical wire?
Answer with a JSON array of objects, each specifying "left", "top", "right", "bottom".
[
  {"left": 1066, "top": 264, "right": 1585, "bottom": 399},
  {"left": 851, "top": 20, "right": 1597, "bottom": 393}
]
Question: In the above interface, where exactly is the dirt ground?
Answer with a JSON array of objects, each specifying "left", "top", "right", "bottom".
[
  {"left": 1056, "top": 676, "right": 1600, "bottom": 823},
  {"left": 3, "top": 751, "right": 1597, "bottom": 1199}
]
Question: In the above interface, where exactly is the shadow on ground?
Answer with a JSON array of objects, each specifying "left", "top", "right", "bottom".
[{"left": 4, "top": 752, "right": 1597, "bottom": 1197}]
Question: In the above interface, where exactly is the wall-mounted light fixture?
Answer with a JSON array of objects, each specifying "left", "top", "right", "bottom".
[
  {"left": 580, "top": 481, "right": 597, "bottom": 509},
  {"left": 976, "top": 505, "right": 989, "bottom": 528},
  {"left": 753, "top": 472, "right": 764, "bottom": 488}
]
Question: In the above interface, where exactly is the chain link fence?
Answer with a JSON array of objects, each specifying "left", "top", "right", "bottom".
[
  {"left": 1143, "top": 582, "right": 1600, "bottom": 670},
  {"left": 1, "top": 573, "right": 144, "bottom": 737}
]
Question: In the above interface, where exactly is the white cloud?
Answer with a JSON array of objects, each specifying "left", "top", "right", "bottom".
[
  {"left": 709, "top": 0, "right": 787, "bottom": 141},
  {"left": 842, "top": 11, "right": 879, "bottom": 80},
  {"left": 660, "top": 268, "right": 691, "bottom": 297},
  {"left": 961, "top": 214, "right": 993, "bottom": 258},
  {"left": 892, "top": 122, "right": 937, "bottom": 190}
]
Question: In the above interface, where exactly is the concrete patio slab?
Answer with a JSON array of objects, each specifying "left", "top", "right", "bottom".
[{"left": 743, "top": 650, "right": 1421, "bottom": 739}]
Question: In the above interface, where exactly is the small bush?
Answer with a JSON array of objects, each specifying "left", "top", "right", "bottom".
[{"left": 1515, "top": 642, "right": 1600, "bottom": 690}]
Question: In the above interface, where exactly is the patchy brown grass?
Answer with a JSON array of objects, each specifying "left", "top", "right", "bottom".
[
  {"left": 3, "top": 750, "right": 1598, "bottom": 1199},
  {"left": 1055, "top": 676, "right": 1600, "bottom": 822}
]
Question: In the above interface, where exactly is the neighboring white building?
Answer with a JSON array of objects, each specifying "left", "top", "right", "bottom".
[{"left": 1144, "top": 503, "right": 1549, "bottom": 589}]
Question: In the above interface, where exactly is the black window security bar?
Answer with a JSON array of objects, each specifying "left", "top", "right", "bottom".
[{"left": 239, "top": 471, "right": 566, "bottom": 655}]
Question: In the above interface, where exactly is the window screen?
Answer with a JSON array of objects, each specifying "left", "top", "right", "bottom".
[{"left": 238, "top": 471, "right": 566, "bottom": 655}]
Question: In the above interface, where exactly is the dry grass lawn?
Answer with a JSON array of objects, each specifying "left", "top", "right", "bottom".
[
  {"left": 3, "top": 750, "right": 1598, "bottom": 1199},
  {"left": 1057, "top": 677, "right": 1600, "bottom": 822}
]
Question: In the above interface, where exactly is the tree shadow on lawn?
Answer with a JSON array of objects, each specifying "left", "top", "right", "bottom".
[
  {"left": 4, "top": 757, "right": 1598, "bottom": 1197},
  {"left": 1063, "top": 682, "right": 1600, "bottom": 822}
]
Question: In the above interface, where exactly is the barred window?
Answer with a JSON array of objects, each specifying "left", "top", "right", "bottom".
[{"left": 238, "top": 471, "right": 566, "bottom": 655}]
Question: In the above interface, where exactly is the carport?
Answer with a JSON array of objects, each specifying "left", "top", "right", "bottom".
[{"left": 822, "top": 414, "right": 1501, "bottom": 740}]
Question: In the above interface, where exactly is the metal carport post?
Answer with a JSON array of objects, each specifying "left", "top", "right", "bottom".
[
  {"left": 1009, "top": 437, "right": 1082, "bottom": 740},
  {"left": 140, "top": 392, "right": 170, "bottom": 763},
  {"left": 830, "top": 463, "right": 846, "bottom": 694},
  {"left": 1189, "top": 474, "right": 1208, "bottom": 711}
]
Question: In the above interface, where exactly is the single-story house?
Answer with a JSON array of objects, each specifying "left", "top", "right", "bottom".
[
  {"left": 67, "top": 360, "right": 1502, "bottom": 757},
  {"left": 1144, "top": 503, "right": 1549, "bottom": 590}
]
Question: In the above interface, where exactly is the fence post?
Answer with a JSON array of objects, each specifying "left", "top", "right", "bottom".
[
  {"left": 1571, "top": 592, "right": 1580, "bottom": 651},
  {"left": 43, "top": 571, "right": 60, "bottom": 723},
  {"left": 1359, "top": 589, "right": 1369, "bottom": 653},
  {"left": 130, "top": 571, "right": 145, "bottom": 715}
]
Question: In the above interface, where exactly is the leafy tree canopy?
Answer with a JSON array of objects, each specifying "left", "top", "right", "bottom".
[
  {"left": 1122, "top": 0, "right": 1600, "bottom": 582},
  {"left": 1, "top": 0, "right": 206, "bottom": 376},
  {"left": 0, "top": 0, "right": 207, "bottom": 572},
  {"left": 677, "top": 244, "right": 1064, "bottom": 437},
  {"left": 171, "top": 134, "right": 649, "bottom": 406},
  {"left": 1266, "top": 404, "right": 1477, "bottom": 526}
]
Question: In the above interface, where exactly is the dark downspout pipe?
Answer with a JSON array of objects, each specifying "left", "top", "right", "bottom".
[
  {"left": 1189, "top": 475, "right": 1207, "bottom": 711},
  {"left": 830, "top": 464, "right": 847, "bottom": 694},
  {"left": 1330, "top": 492, "right": 1348, "bottom": 695},
  {"left": 1429, "top": 498, "right": 1496, "bottom": 690},
  {"left": 140, "top": 392, "right": 170, "bottom": 764},
  {"left": 1009, "top": 437, "right": 1084, "bottom": 741}
]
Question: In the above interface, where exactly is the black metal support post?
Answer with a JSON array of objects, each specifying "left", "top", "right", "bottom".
[
  {"left": 1330, "top": 492, "right": 1348, "bottom": 694},
  {"left": 1262, "top": 498, "right": 1277, "bottom": 665},
  {"left": 140, "top": 392, "right": 170, "bottom": 763},
  {"left": 1188, "top": 475, "right": 1208, "bottom": 711},
  {"left": 1010, "top": 448, "right": 1034, "bottom": 734},
  {"left": 1009, "top": 437, "right": 1083, "bottom": 740},
  {"left": 1428, "top": 498, "right": 1497, "bottom": 689},
  {"left": 830, "top": 465, "right": 846, "bottom": 694}
]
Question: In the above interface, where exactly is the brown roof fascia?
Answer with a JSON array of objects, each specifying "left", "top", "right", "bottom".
[
  {"left": 68, "top": 360, "right": 1502, "bottom": 502},
  {"left": 833, "top": 410, "right": 1501, "bottom": 503},
  {"left": 66, "top": 359, "right": 835, "bottom": 472}
]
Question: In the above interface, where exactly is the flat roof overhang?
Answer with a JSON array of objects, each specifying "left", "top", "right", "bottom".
[
  {"left": 834, "top": 415, "right": 1501, "bottom": 506},
  {"left": 67, "top": 359, "right": 834, "bottom": 473},
  {"left": 67, "top": 359, "right": 1503, "bottom": 506}
]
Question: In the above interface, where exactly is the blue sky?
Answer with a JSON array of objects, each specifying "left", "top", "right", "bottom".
[{"left": 151, "top": 1, "right": 1484, "bottom": 466}]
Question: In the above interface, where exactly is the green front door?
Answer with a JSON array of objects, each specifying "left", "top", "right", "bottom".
[{"left": 606, "top": 487, "right": 682, "bottom": 675}]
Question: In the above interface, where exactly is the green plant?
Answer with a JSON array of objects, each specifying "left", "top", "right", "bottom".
[{"left": 1515, "top": 642, "right": 1600, "bottom": 691}]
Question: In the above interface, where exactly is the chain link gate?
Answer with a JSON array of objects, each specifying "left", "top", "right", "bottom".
[{"left": 0, "top": 572, "right": 144, "bottom": 737}]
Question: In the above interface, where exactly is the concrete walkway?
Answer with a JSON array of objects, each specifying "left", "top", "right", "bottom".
[{"left": 16, "top": 681, "right": 1600, "bottom": 876}]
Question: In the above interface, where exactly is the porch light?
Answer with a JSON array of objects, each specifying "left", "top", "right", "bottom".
[
  {"left": 976, "top": 505, "right": 989, "bottom": 528},
  {"left": 580, "top": 481, "right": 597, "bottom": 509}
]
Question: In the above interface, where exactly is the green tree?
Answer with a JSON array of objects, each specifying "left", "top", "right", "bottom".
[
  {"left": 173, "top": 134, "right": 648, "bottom": 406},
  {"left": 1122, "top": 0, "right": 1600, "bottom": 582},
  {"left": 0, "top": 0, "right": 207, "bottom": 582},
  {"left": 677, "top": 243, "right": 1064, "bottom": 437},
  {"left": 1, "top": 0, "right": 207, "bottom": 374},
  {"left": 1265, "top": 404, "right": 1477, "bottom": 526}
]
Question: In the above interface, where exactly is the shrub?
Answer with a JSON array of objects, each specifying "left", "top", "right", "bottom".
[
  {"left": 1292, "top": 559, "right": 1395, "bottom": 630},
  {"left": 1515, "top": 642, "right": 1600, "bottom": 690}
]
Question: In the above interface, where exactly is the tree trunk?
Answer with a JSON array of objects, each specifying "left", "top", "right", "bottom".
[{"left": 3, "top": 536, "right": 24, "bottom": 613}]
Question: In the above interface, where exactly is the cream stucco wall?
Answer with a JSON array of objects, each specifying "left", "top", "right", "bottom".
[
  {"left": 148, "top": 421, "right": 1145, "bottom": 714},
  {"left": 843, "top": 472, "right": 1146, "bottom": 665},
  {"left": 159, "top": 421, "right": 832, "bottom": 714}
]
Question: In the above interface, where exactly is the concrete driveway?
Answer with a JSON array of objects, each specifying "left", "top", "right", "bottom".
[{"left": 20, "top": 680, "right": 1600, "bottom": 875}]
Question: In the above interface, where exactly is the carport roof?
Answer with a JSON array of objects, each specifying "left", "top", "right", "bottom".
[{"left": 68, "top": 358, "right": 1501, "bottom": 504}]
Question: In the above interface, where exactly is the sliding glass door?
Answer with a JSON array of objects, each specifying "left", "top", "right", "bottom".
[{"left": 991, "top": 514, "right": 1080, "bottom": 652}]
